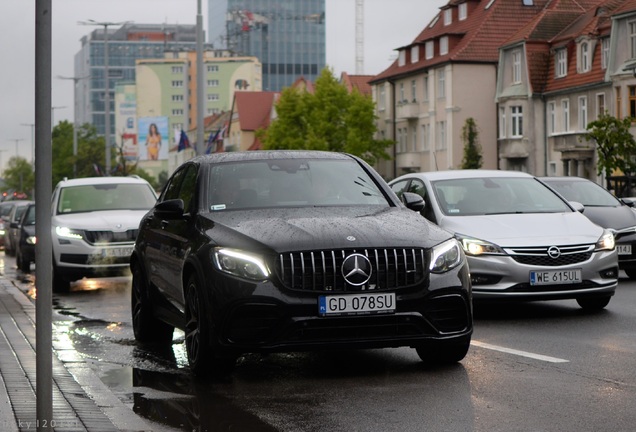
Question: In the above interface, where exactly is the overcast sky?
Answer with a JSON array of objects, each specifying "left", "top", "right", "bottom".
[{"left": 0, "top": 0, "right": 444, "bottom": 165}]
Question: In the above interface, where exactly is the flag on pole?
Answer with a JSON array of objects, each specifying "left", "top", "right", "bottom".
[{"left": 177, "top": 130, "right": 190, "bottom": 152}]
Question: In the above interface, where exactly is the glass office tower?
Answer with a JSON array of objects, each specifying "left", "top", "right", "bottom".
[{"left": 209, "top": 0, "right": 326, "bottom": 91}]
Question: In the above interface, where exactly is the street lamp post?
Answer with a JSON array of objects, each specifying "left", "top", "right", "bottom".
[
  {"left": 78, "top": 20, "right": 130, "bottom": 175},
  {"left": 8, "top": 138, "right": 24, "bottom": 160},
  {"left": 51, "top": 106, "right": 66, "bottom": 130},
  {"left": 57, "top": 75, "right": 89, "bottom": 177},
  {"left": 20, "top": 123, "right": 35, "bottom": 165}
]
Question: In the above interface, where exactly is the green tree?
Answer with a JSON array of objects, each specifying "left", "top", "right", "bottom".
[
  {"left": 581, "top": 113, "right": 636, "bottom": 186},
  {"left": 260, "top": 68, "right": 393, "bottom": 165},
  {"left": 3, "top": 157, "right": 34, "bottom": 197},
  {"left": 460, "top": 117, "right": 482, "bottom": 169},
  {"left": 52, "top": 121, "right": 107, "bottom": 185}
]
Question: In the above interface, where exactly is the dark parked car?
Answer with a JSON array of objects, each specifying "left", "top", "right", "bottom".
[
  {"left": 542, "top": 176, "right": 636, "bottom": 279},
  {"left": 16, "top": 203, "right": 36, "bottom": 273},
  {"left": 131, "top": 151, "right": 473, "bottom": 376},
  {"left": 5, "top": 200, "right": 34, "bottom": 256}
]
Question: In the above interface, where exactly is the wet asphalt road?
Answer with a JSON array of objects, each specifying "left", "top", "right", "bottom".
[{"left": 5, "top": 253, "right": 636, "bottom": 432}]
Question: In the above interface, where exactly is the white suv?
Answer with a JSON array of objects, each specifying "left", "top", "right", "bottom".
[{"left": 52, "top": 176, "right": 157, "bottom": 292}]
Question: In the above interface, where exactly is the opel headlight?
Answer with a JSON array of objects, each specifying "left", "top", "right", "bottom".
[
  {"left": 456, "top": 234, "right": 505, "bottom": 256},
  {"left": 212, "top": 247, "right": 270, "bottom": 281},
  {"left": 595, "top": 229, "right": 615, "bottom": 251},
  {"left": 430, "top": 238, "right": 463, "bottom": 274},
  {"left": 26, "top": 236, "right": 37, "bottom": 245}
]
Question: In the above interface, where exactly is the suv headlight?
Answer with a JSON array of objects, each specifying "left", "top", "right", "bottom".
[
  {"left": 430, "top": 238, "right": 463, "bottom": 274},
  {"left": 212, "top": 247, "right": 270, "bottom": 281},
  {"left": 456, "top": 234, "right": 505, "bottom": 256},
  {"left": 595, "top": 229, "right": 615, "bottom": 251},
  {"left": 55, "top": 226, "right": 84, "bottom": 240}
]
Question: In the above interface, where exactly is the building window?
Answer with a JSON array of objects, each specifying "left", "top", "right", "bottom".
[
  {"left": 399, "top": 82, "right": 405, "bottom": 103},
  {"left": 207, "top": 93, "right": 220, "bottom": 101},
  {"left": 547, "top": 102, "right": 555, "bottom": 135},
  {"left": 629, "top": 86, "right": 636, "bottom": 119},
  {"left": 411, "top": 126, "right": 418, "bottom": 152},
  {"left": 581, "top": 42, "right": 590, "bottom": 72},
  {"left": 578, "top": 96, "right": 588, "bottom": 130},
  {"left": 421, "top": 124, "right": 430, "bottom": 151},
  {"left": 411, "top": 80, "right": 417, "bottom": 102},
  {"left": 425, "top": 41, "right": 434, "bottom": 59},
  {"left": 556, "top": 49, "right": 567, "bottom": 77},
  {"left": 423, "top": 75, "right": 429, "bottom": 102},
  {"left": 172, "top": 123, "right": 183, "bottom": 131},
  {"left": 444, "top": 8, "right": 452, "bottom": 25},
  {"left": 171, "top": 66, "right": 184, "bottom": 74},
  {"left": 378, "top": 84, "right": 386, "bottom": 111},
  {"left": 171, "top": 94, "right": 184, "bottom": 102},
  {"left": 499, "top": 107, "right": 506, "bottom": 138},
  {"left": 207, "top": 79, "right": 219, "bottom": 87},
  {"left": 512, "top": 50, "right": 521, "bottom": 83},
  {"left": 207, "top": 65, "right": 219, "bottom": 73},
  {"left": 398, "top": 50, "right": 406, "bottom": 66},
  {"left": 411, "top": 46, "right": 419, "bottom": 63},
  {"left": 437, "top": 69, "right": 446, "bottom": 99},
  {"left": 601, "top": 38, "right": 610, "bottom": 70},
  {"left": 562, "top": 99, "right": 570, "bottom": 132},
  {"left": 440, "top": 36, "right": 449, "bottom": 55},
  {"left": 597, "top": 93, "right": 606, "bottom": 118},
  {"left": 511, "top": 106, "right": 523, "bottom": 137},
  {"left": 171, "top": 80, "right": 184, "bottom": 88},
  {"left": 436, "top": 121, "right": 447, "bottom": 150},
  {"left": 459, "top": 3, "right": 467, "bottom": 20},
  {"left": 631, "top": 21, "right": 636, "bottom": 58},
  {"left": 617, "top": 87, "right": 622, "bottom": 119},
  {"left": 172, "top": 108, "right": 184, "bottom": 116}
]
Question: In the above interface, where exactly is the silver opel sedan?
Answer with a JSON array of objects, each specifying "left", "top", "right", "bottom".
[{"left": 389, "top": 170, "right": 618, "bottom": 310}]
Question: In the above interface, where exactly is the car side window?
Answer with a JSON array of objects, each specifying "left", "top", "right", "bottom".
[
  {"left": 162, "top": 165, "right": 198, "bottom": 213},
  {"left": 162, "top": 167, "right": 187, "bottom": 202},
  {"left": 390, "top": 180, "right": 409, "bottom": 200}
]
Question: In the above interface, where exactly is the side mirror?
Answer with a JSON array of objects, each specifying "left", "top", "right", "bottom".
[
  {"left": 620, "top": 197, "right": 636, "bottom": 207},
  {"left": 402, "top": 192, "right": 425, "bottom": 212},
  {"left": 569, "top": 200, "right": 585, "bottom": 213},
  {"left": 154, "top": 199, "right": 185, "bottom": 219}
]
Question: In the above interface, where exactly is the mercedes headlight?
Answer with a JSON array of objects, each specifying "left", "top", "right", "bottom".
[
  {"left": 456, "top": 234, "right": 505, "bottom": 256},
  {"left": 595, "top": 229, "right": 615, "bottom": 251},
  {"left": 212, "top": 247, "right": 270, "bottom": 281},
  {"left": 430, "top": 238, "right": 463, "bottom": 274}
]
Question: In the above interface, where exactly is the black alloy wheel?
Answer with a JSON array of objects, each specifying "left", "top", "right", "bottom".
[{"left": 131, "top": 262, "right": 173, "bottom": 343}]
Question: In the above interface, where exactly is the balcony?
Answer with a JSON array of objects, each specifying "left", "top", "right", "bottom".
[{"left": 396, "top": 101, "right": 420, "bottom": 120}]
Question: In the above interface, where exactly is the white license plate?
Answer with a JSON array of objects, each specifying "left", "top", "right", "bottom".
[
  {"left": 318, "top": 292, "right": 395, "bottom": 316},
  {"left": 530, "top": 269, "right": 582, "bottom": 286},
  {"left": 617, "top": 244, "right": 632, "bottom": 255},
  {"left": 102, "top": 247, "right": 133, "bottom": 257}
]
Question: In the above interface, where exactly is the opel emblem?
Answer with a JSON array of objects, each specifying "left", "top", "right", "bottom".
[
  {"left": 547, "top": 246, "right": 561, "bottom": 259},
  {"left": 341, "top": 253, "right": 372, "bottom": 286}
]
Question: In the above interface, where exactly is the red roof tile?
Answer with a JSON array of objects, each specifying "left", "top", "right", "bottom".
[
  {"left": 340, "top": 72, "right": 373, "bottom": 96},
  {"left": 234, "top": 91, "right": 279, "bottom": 131}
]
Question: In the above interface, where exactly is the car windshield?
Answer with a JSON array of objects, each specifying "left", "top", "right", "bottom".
[
  {"left": 207, "top": 158, "right": 389, "bottom": 210},
  {"left": 23, "top": 206, "right": 35, "bottom": 225},
  {"left": 56, "top": 183, "right": 157, "bottom": 215},
  {"left": 432, "top": 177, "right": 571, "bottom": 216},
  {"left": 544, "top": 180, "right": 620, "bottom": 207}
]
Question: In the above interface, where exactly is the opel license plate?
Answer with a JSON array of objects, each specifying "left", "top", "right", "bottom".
[
  {"left": 319, "top": 292, "right": 395, "bottom": 316},
  {"left": 530, "top": 269, "right": 582, "bottom": 285}
]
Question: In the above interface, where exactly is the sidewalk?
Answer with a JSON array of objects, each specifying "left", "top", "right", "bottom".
[{"left": 0, "top": 277, "right": 152, "bottom": 431}]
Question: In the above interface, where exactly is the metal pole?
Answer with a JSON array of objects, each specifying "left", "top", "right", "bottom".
[
  {"left": 35, "top": 0, "right": 54, "bottom": 428},
  {"left": 104, "top": 24, "right": 112, "bottom": 174},
  {"left": 196, "top": 0, "right": 204, "bottom": 155}
]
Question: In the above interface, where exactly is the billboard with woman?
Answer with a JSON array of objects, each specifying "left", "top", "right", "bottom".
[{"left": 138, "top": 116, "right": 169, "bottom": 161}]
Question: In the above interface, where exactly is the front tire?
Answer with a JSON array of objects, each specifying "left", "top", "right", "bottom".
[
  {"left": 416, "top": 338, "right": 471, "bottom": 365},
  {"left": 184, "top": 273, "right": 236, "bottom": 377},
  {"left": 131, "top": 262, "right": 173, "bottom": 344},
  {"left": 624, "top": 269, "right": 636, "bottom": 280},
  {"left": 576, "top": 296, "right": 611, "bottom": 311},
  {"left": 52, "top": 264, "right": 71, "bottom": 293},
  {"left": 17, "top": 249, "right": 30, "bottom": 273}
]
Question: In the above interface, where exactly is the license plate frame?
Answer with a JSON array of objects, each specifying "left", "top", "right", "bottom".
[
  {"left": 529, "top": 269, "right": 582, "bottom": 286},
  {"left": 318, "top": 292, "right": 396, "bottom": 317},
  {"left": 102, "top": 247, "right": 133, "bottom": 258},
  {"left": 617, "top": 244, "right": 632, "bottom": 255}
]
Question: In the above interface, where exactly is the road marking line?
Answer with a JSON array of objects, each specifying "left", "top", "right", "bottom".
[{"left": 471, "top": 340, "right": 569, "bottom": 363}]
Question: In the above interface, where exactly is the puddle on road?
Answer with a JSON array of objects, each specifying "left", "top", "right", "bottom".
[{"left": 99, "top": 366, "right": 278, "bottom": 432}]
